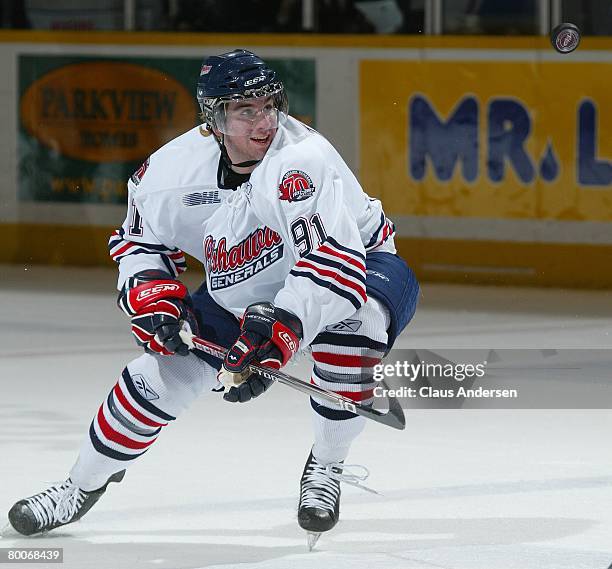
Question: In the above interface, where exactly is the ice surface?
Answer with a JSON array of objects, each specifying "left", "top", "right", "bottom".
[{"left": 1, "top": 265, "right": 611, "bottom": 569}]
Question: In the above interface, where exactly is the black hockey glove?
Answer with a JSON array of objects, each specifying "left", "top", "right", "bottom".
[
  {"left": 118, "top": 270, "right": 197, "bottom": 356},
  {"left": 220, "top": 302, "right": 303, "bottom": 403}
]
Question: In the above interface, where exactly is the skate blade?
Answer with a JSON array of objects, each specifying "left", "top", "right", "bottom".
[{"left": 306, "top": 531, "right": 321, "bottom": 551}]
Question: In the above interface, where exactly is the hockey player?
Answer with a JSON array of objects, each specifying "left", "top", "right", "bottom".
[{"left": 8, "top": 50, "right": 419, "bottom": 547}]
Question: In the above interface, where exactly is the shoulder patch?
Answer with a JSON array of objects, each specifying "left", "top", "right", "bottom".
[
  {"left": 279, "top": 170, "right": 315, "bottom": 203},
  {"left": 130, "top": 157, "right": 150, "bottom": 186}
]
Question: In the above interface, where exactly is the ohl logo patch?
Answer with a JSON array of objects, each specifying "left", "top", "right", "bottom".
[{"left": 279, "top": 170, "right": 315, "bottom": 202}]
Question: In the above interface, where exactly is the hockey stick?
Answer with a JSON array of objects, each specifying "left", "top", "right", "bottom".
[{"left": 179, "top": 331, "right": 406, "bottom": 430}]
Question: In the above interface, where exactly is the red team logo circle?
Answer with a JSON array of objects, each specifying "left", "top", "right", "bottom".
[{"left": 278, "top": 170, "right": 316, "bottom": 202}]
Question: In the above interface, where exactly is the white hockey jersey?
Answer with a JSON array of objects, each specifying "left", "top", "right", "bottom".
[{"left": 109, "top": 116, "right": 396, "bottom": 346}]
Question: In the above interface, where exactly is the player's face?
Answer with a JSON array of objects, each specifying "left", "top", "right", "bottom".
[{"left": 219, "top": 97, "right": 278, "bottom": 170}]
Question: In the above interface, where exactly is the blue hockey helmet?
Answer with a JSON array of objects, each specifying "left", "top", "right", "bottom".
[{"left": 196, "top": 49, "right": 288, "bottom": 134}]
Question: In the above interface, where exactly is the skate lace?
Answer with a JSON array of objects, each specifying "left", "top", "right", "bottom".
[
  {"left": 25, "top": 480, "right": 87, "bottom": 529},
  {"left": 301, "top": 458, "right": 378, "bottom": 512}
]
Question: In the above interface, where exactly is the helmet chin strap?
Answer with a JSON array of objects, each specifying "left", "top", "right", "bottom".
[{"left": 215, "top": 133, "right": 261, "bottom": 169}]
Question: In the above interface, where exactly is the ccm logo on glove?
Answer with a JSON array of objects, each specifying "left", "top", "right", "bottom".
[
  {"left": 278, "top": 330, "right": 298, "bottom": 352},
  {"left": 118, "top": 270, "right": 196, "bottom": 356},
  {"left": 136, "top": 283, "right": 182, "bottom": 302}
]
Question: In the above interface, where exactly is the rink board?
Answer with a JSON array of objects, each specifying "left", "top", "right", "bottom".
[{"left": 0, "top": 32, "right": 611, "bottom": 285}]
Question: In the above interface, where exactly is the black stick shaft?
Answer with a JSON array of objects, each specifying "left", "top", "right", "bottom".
[{"left": 181, "top": 332, "right": 406, "bottom": 430}]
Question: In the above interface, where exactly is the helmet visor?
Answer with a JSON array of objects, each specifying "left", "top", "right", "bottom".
[{"left": 213, "top": 90, "right": 288, "bottom": 136}]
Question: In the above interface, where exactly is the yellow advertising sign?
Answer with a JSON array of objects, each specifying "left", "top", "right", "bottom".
[
  {"left": 360, "top": 60, "right": 612, "bottom": 221},
  {"left": 21, "top": 61, "right": 196, "bottom": 163}
]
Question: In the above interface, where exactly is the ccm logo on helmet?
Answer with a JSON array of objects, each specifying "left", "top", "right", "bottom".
[
  {"left": 244, "top": 75, "right": 266, "bottom": 87},
  {"left": 136, "top": 283, "right": 181, "bottom": 301}
]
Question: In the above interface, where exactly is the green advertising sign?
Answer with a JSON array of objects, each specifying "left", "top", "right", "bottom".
[{"left": 18, "top": 55, "right": 316, "bottom": 204}]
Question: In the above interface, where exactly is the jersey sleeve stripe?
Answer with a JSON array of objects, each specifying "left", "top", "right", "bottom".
[
  {"left": 109, "top": 229, "right": 182, "bottom": 254},
  {"left": 109, "top": 241, "right": 186, "bottom": 261},
  {"left": 324, "top": 236, "right": 366, "bottom": 262},
  {"left": 160, "top": 254, "right": 181, "bottom": 278},
  {"left": 381, "top": 220, "right": 394, "bottom": 242},
  {"left": 108, "top": 229, "right": 187, "bottom": 275},
  {"left": 294, "top": 259, "right": 367, "bottom": 302},
  {"left": 317, "top": 245, "right": 366, "bottom": 273},
  {"left": 291, "top": 263, "right": 366, "bottom": 304},
  {"left": 290, "top": 269, "right": 364, "bottom": 310},
  {"left": 366, "top": 219, "right": 395, "bottom": 251},
  {"left": 111, "top": 246, "right": 185, "bottom": 265},
  {"left": 365, "top": 213, "right": 386, "bottom": 249},
  {"left": 109, "top": 240, "right": 136, "bottom": 259},
  {"left": 108, "top": 230, "right": 123, "bottom": 250},
  {"left": 302, "top": 252, "right": 366, "bottom": 284}
]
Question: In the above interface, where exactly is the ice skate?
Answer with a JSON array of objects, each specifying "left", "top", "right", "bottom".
[
  {"left": 297, "top": 451, "right": 343, "bottom": 550},
  {"left": 298, "top": 450, "right": 376, "bottom": 550},
  {"left": 8, "top": 470, "right": 125, "bottom": 536}
]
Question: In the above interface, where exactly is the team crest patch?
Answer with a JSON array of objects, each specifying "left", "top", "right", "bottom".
[
  {"left": 130, "top": 157, "right": 150, "bottom": 186},
  {"left": 279, "top": 170, "right": 315, "bottom": 202}
]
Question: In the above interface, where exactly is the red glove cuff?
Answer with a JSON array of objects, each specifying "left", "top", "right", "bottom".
[
  {"left": 270, "top": 320, "right": 300, "bottom": 366},
  {"left": 122, "top": 280, "right": 188, "bottom": 316}
]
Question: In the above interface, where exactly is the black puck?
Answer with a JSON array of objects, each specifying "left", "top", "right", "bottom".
[{"left": 550, "top": 22, "right": 581, "bottom": 54}]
